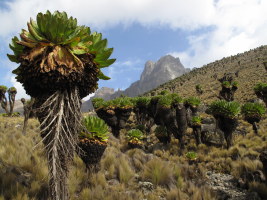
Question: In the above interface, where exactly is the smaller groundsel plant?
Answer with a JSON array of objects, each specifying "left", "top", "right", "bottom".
[
  {"left": 241, "top": 102, "right": 266, "bottom": 121},
  {"left": 135, "top": 97, "right": 151, "bottom": 108},
  {"left": 126, "top": 129, "right": 144, "bottom": 144},
  {"left": 91, "top": 98, "right": 105, "bottom": 110},
  {"left": 185, "top": 97, "right": 201, "bottom": 108},
  {"left": 186, "top": 151, "right": 198, "bottom": 160},
  {"left": 209, "top": 100, "right": 241, "bottom": 119},
  {"left": 191, "top": 116, "right": 202, "bottom": 127},
  {"left": 157, "top": 94, "right": 173, "bottom": 108},
  {"left": 80, "top": 116, "right": 110, "bottom": 142},
  {"left": 254, "top": 82, "right": 267, "bottom": 95}
]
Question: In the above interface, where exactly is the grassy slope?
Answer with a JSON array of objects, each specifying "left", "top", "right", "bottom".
[
  {"left": 0, "top": 46, "right": 267, "bottom": 199},
  {"left": 145, "top": 45, "right": 267, "bottom": 103},
  {"left": 0, "top": 114, "right": 266, "bottom": 200}
]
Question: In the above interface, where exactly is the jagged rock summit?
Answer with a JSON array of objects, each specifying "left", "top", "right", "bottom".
[
  {"left": 82, "top": 55, "right": 189, "bottom": 111},
  {"left": 114, "top": 55, "right": 189, "bottom": 98}
]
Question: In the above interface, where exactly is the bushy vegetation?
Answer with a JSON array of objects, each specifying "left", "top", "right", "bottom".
[
  {"left": 209, "top": 100, "right": 241, "bottom": 119},
  {"left": 80, "top": 116, "right": 110, "bottom": 142}
]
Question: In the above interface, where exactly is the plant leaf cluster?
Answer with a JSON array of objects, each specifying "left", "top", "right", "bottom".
[
  {"left": 191, "top": 116, "right": 202, "bottom": 126},
  {"left": 241, "top": 102, "right": 266, "bottom": 119},
  {"left": 254, "top": 82, "right": 267, "bottom": 94},
  {"left": 8, "top": 10, "right": 115, "bottom": 80},
  {"left": 185, "top": 97, "right": 201, "bottom": 108},
  {"left": 209, "top": 100, "right": 241, "bottom": 119},
  {"left": 80, "top": 116, "right": 110, "bottom": 142},
  {"left": 126, "top": 129, "right": 144, "bottom": 142}
]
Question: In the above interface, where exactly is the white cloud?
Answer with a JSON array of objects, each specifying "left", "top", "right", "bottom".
[
  {"left": 82, "top": 93, "right": 95, "bottom": 101},
  {"left": 1, "top": 0, "right": 267, "bottom": 91},
  {"left": 10, "top": 76, "right": 30, "bottom": 100},
  {"left": 169, "top": 0, "right": 267, "bottom": 68},
  {"left": 0, "top": 0, "right": 215, "bottom": 37}
]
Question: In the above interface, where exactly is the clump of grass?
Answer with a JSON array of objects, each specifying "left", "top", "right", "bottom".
[
  {"left": 142, "top": 158, "right": 174, "bottom": 187},
  {"left": 231, "top": 157, "right": 263, "bottom": 179},
  {"left": 166, "top": 188, "right": 188, "bottom": 200}
]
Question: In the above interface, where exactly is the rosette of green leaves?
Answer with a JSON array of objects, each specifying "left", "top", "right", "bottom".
[
  {"left": 185, "top": 97, "right": 201, "bottom": 108},
  {"left": 209, "top": 100, "right": 241, "bottom": 119},
  {"left": 241, "top": 102, "right": 266, "bottom": 119},
  {"left": 191, "top": 116, "right": 202, "bottom": 126},
  {"left": 80, "top": 116, "right": 110, "bottom": 142},
  {"left": 0, "top": 85, "right": 8, "bottom": 93},
  {"left": 8, "top": 10, "right": 115, "bottom": 80},
  {"left": 172, "top": 94, "right": 183, "bottom": 105},
  {"left": 254, "top": 83, "right": 267, "bottom": 96},
  {"left": 8, "top": 87, "right": 17, "bottom": 93},
  {"left": 186, "top": 151, "right": 198, "bottom": 160},
  {"left": 92, "top": 98, "right": 104, "bottom": 109},
  {"left": 222, "top": 81, "right": 231, "bottom": 88},
  {"left": 158, "top": 94, "right": 173, "bottom": 108},
  {"left": 127, "top": 129, "right": 144, "bottom": 142},
  {"left": 232, "top": 81, "right": 238, "bottom": 87},
  {"left": 136, "top": 97, "right": 151, "bottom": 108},
  {"left": 112, "top": 97, "right": 134, "bottom": 109},
  {"left": 155, "top": 125, "right": 168, "bottom": 136}
]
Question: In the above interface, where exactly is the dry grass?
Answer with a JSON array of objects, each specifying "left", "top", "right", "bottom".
[{"left": 0, "top": 113, "right": 266, "bottom": 199}]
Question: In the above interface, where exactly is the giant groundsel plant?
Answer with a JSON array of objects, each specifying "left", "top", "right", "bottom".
[{"left": 7, "top": 11, "right": 115, "bottom": 200}]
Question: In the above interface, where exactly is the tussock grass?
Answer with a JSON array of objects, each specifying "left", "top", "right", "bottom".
[{"left": 142, "top": 158, "right": 175, "bottom": 188}]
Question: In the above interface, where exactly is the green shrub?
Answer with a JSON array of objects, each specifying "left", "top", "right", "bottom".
[
  {"left": 92, "top": 98, "right": 104, "bottom": 109},
  {"left": 172, "top": 94, "right": 183, "bottom": 105},
  {"left": 209, "top": 100, "right": 241, "bottom": 119},
  {"left": 8, "top": 87, "right": 17, "bottom": 92},
  {"left": 191, "top": 116, "right": 201, "bottom": 126},
  {"left": 185, "top": 97, "right": 201, "bottom": 107},
  {"left": 111, "top": 97, "right": 134, "bottom": 108},
  {"left": 159, "top": 90, "right": 169, "bottom": 95},
  {"left": 241, "top": 102, "right": 266, "bottom": 119},
  {"left": 136, "top": 97, "right": 150, "bottom": 108},
  {"left": 185, "top": 151, "right": 198, "bottom": 160},
  {"left": 126, "top": 129, "right": 144, "bottom": 142},
  {"left": 80, "top": 116, "right": 110, "bottom": 142},
  {"left": 254, "top": 82, "right": 267, "bottom": 94},
  {"left": 222, "top": 81, "right": 231, "bottom": 88},
  {"left": 158, "top": 95, "right": 173, "bottom": 108},
  {"left": 0, "top": 85, "right": 8, "bottom": 93}
]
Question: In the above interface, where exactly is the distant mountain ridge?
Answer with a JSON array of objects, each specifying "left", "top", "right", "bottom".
[{"left": 82, "top": 55, "right": 190, "bottom": 111}]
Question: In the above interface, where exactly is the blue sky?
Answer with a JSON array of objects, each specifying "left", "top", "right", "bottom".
[{"left": 0, "top": 0, "right": 267, "bottom": 100}]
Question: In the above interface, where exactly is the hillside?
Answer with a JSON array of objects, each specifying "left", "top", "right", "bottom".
[
  {"left": 145, "top": 45, "right": 267, "bottom": 103},
  {"left": 0, "top": 114, "right": 267, "bottom": 199}
]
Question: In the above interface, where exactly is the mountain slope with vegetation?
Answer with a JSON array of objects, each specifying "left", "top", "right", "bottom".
[{"left": 145, "top": 45, "right": 267, "bottom": 103}]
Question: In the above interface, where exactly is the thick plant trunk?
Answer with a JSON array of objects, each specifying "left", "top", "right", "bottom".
[
  {"left": 224, "top": 131, "right": 233, "bottom": 149},
  {"left": 218, "top": 117, "right": 238, "bottom": 149},
  {"left": 8, "top": 93, "right": 16, "bottom": 115},
  {"left": 175, "top": 103, "right": 187, "bottom": 148},
  {"left": 1, "top": 95, "right": 9, "bottom": 114},
  {"left": 35, "top": 87, "right": 81, "bottom": 200},
  {"left": 192, "top": 126, "right": 202, "bottom": 145},
  {"left": 252, "top": 122, "right": 259, "bottom": 135}
]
